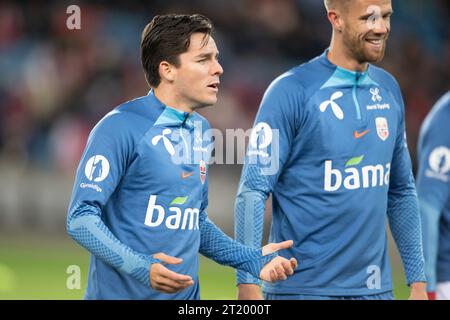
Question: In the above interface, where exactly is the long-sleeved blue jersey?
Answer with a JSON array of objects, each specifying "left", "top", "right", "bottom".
[
  {"left": 235, "top": 50, "right": 426, "bottom": 296},
  {"left": 67, "top": 90, "right": 275, "bottom": 299},
  {"left": 416, "top": 91, "right": 450, "bottom": 292}
]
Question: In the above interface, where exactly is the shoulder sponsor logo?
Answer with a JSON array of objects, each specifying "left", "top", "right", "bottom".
[
  {"left": 85, "top": 155, "right": 109, "bottom": 182},
  {"left": 80, "top": 155, "right": 109, "bottom": 192},
  {"left": 79, "top": 183, "right": 102, "bottom": 192},
  {"left": 319, "top": 91, "right": 344, "bottom": 120},
  {"left": 248, "top": 122, "right": 273, "bottom": 158},
  {"left": 426, "top": 146, "right": 450, "bottom": 182},
  {"left": 375, "top": 117, "right": 389, "bottom": 141}
]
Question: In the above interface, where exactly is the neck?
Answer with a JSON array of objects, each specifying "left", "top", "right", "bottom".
[
  {"left": 328, "top": 35, "right": 368, "bottom": 72},
  {"left": 153, "top": 85, "right": 194, "bottom": 114}
]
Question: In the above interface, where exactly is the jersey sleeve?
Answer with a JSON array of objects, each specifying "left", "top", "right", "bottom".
[
  {"left": 196, "top": 119, "right": 276, "bottom": 278},
  {"left": 416, "top": 96, "right": 450, "bottom": 292},
  {"left": 199, "top": 210, "right": 276, "bottom": 279},
  {"left": 234, "top": 75, "right": 303, "bottom": 285},
  {"left": 67, "top": 112, "right": 160, "bottom": 287},
  {"left": 387, "top": 81, "right": 426, "bottom": 285}
]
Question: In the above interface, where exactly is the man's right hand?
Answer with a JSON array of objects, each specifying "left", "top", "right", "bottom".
[
  {"left": 237, "top": 283, "right": 264, "bottom": 300},
  {"left": 150, "top": 253, "right": 194, "bottom": 294}
]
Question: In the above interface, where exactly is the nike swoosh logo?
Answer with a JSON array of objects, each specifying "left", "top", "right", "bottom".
[
  {"left": 181, "top": 172, "right": 194, "bottom": 179},
  {"left": 354, "top": 129, "right": 369, "bottom": 139}
]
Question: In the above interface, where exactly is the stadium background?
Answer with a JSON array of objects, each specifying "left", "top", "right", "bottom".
[{"left": 0, "top": 0, "right": 448, "bottom": 299}]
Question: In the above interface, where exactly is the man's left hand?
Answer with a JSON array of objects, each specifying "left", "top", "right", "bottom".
[{"left": 259, "top": 240, "right": 298, "bottom": 282}]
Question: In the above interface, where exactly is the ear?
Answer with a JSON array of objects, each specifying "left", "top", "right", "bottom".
[
  {"left": 327, "top": 9, "right": 344, "bottom": 33},
  {"left": 158, "top": 61, "right": 176, "bottom": 83}
]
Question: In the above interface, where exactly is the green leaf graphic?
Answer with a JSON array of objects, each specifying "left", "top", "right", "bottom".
[
  {"left": 170, "top": 196, "right": 188, "bottom": 206},
  {"left": 345, "top": 155, "right": 364, "bottom": 167}
]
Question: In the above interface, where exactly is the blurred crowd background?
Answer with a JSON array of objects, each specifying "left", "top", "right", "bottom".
[{"left": 0, "top": 0, "right": 449, "bottom": 232}]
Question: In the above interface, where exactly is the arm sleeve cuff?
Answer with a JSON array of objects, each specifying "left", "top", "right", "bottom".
[
  {"left": 67, "top": 202, "right": 160, "bottom": 287},
  {"left": 199, "top": 213, "right": 276, "bottom": 279},
  {"left": 388, "top": 194, "right": 427, "bottom": 285}
]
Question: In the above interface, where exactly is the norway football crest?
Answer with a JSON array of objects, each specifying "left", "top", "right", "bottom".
[
  {"left": 375, "top": 117, "right": 389, "bottom": 141},
  {"left": 199, "top": 160, "right": 207, "bottom": 185}
]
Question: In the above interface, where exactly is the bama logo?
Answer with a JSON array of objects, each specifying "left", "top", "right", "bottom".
[
  {"left": 324, "top": 155, "right": 391, "bottom": 191},
  {"left": 144, "top": 195, "right": 199, "bottom": 230}
]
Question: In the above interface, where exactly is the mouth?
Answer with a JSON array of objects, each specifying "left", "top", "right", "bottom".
[
  {"left": 207, "top": 82, "right": 220, "bottom": 91},
  {"left": 365, "top": 38, "right": 384, "bottom": 48}
]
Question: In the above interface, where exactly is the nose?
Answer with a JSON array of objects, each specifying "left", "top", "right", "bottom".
[
  {"left": 212, "top": 60, "right": 223, "bottom": 76},
  {"left": 372, "top": 17, "right": 389, "bottom": 35}
]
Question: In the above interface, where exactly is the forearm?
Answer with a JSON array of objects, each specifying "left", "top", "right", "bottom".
[
  {"left": 199, "top": 212, "right": 275, "bottom": 279},
  {"left": 418, "top": 198, "right": 441, "bottom": 291},
  {"left": 387, "top": 193, "right": 426, "bottom": 285},
  {"left": 235, "top": 187, "right": 268, "bottom": 285},
  {"left": 67, "top": 202, "right": 160, "bottom": 286}
]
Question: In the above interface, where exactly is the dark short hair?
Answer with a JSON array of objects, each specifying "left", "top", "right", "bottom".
[{"left": 141, "top": 14, "right": 213, "bottom": 88}]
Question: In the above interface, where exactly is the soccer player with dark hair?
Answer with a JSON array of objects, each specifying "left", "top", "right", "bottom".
[
  {"left": 67, "top": 14, "right": 297, "bottom": 300},
  {"left": 416, "top": 91, "right": 450, "bottom": 300},
  {"left": 235, "top": 0, "right": 428, "bottom": 300}
]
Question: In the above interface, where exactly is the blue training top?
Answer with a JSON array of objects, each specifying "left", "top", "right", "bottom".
[
  {"left": 416, "top": 91, "right": 450, "bottom": 292},
  {"left": 235, "top": 50, "right": 426, "bottom": 296},
  {"left": 67, "top": 90, "right": 275, "bottom": 299}
]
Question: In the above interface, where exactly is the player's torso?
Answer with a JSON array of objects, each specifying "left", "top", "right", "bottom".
[
  {"left": 105, "top": 111, "right": 211, "bottom": 269},
  {"left": 434, "top": 102, "right": 450, "bottom": 282},
  {"left": 418, "top": 94, "right": 450, "bottom": 282},
  {"left": 293, "top": 72, "right": 399, "bottom": 193},
  {"left": 438, "top": 200, "right": 450, "bottom": 281},
  {"left": 82, "top": 94, "right": 211, "bottom": 299},
  {"left": 266, "top": 66, "right": 401, "bottom": 295},
  {"left": 276, "top": 71, "right": 401, "bottom": 227}
]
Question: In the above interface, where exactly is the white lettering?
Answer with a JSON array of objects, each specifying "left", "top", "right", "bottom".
[
  {"left": 324, "top": 160, "right": 342, "bottom": 191},
  {"left": 145, "top": 196, "right": 199, "bottom": 230},
  {"left": 324, "top": 160, "right": 390, "bottom": 192},
  {"left": 366, "top": 265, "right": 381, "bottom": 289}
]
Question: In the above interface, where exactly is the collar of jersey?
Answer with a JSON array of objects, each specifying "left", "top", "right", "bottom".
[
  {"left": 148, "top": 90, "right": 195, "bottom": 129},
  {"left": 319, "top": 49, "right": 379, "bottom": 89}
]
